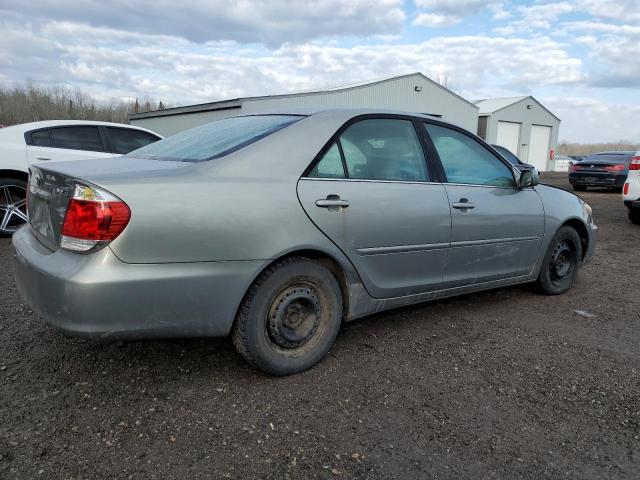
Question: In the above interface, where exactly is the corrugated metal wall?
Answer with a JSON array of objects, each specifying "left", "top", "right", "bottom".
[
  {"left": 242, "top": 75, "right": 478, "bottom": 132},
  {"left": 131, "top": 74, "right": 479, "bottom": 136}
]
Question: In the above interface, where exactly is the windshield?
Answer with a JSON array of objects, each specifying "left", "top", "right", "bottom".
[{"left": 126, "top": 115, "right": 303, "bottom": 162}]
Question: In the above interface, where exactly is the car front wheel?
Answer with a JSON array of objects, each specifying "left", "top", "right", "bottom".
[
  {"left": 232, "top": 257, "right": 343, "bottom": 376},
  {"left": 629, "top": 208, "right": 640, "bottom": 225},
  {"left": 537, "top": 226, "right": 582, "bottom": 295},
  {"left": 0, "top": 178, "right": 28, "bottom": 237}
]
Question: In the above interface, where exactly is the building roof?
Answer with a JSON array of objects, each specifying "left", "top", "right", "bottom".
[
  {"left": 130, "top": 72, "right": 477, "bottom": 121},
  {"left": 474, "top": 96, "right": 560, "bottom": 121}
]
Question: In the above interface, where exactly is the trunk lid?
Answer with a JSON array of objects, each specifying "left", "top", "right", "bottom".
[{"left": 28, "top": 157, "right": 195, "bottom": 251}]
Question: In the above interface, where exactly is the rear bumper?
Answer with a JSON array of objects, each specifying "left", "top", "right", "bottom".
[
  {"left": 569, "top": 172, "right": 626, "bottom": 188},
  {"left": 12, "top": 226, "right": 266, "bottom": 340}
]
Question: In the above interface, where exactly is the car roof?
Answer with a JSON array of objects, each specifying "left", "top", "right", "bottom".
[{"left": 241, "top": 107, "right": 469, "bottom": 130}]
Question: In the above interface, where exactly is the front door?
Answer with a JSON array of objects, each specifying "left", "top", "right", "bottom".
[
  {"left": 423, "top": 122, "right": 545, "bottom": 288},
  {"left": 297, "top": 118, "right": 452, "bottom": 299}
]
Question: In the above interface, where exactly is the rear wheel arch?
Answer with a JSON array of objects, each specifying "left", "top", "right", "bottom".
[
  {"left": 240, "top": 249, "right": 353, "bottom": 320},
  {"left": 0, "top": 169, "right": 29, "bottom": 183}
]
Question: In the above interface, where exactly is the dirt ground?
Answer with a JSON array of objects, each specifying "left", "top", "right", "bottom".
[{"left": 1, "top": 172, "right": 639, "bottom": 480}]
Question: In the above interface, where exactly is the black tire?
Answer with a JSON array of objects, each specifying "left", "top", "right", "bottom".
[
  {"left": 572, "top": 185, "right": 587, "bottom": 191},
  {"left": 537, "top": 226, "right": 582, "bottom": 295},
  {"left": 0, "top": 178, "right": 28, "bottom": 237},
  {"left": 232, "top": 257, "right": 343, "bottom": 376},
  {"left": 629, "top": 208, "right": 640, "bottom": 225}
]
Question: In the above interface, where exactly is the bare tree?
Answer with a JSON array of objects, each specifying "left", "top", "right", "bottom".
[{"left": 0, "top": 84, "right": 169, "bottom": 127}]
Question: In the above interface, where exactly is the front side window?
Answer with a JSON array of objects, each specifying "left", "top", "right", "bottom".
[
  {"left": 107, "top": 128, "right": 160, "bottom": 154},
  {"left": 128, "top": 115, "right": 302, "bottom": 162},
  {"left": 49, "top": 126, "right": 104, "bottom": 152},
  {"left": 425, "top": 124, "right": 514, "bottom": 187},
  {"left": 339, "top": 119, "right": 428, "bottom": 182}
]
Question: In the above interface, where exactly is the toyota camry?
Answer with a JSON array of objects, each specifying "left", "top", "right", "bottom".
[{"left": 13, "top": 109, "right": 597, "bottom": 375}]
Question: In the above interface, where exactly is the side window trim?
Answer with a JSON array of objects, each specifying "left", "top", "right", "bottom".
[
  {"left": 335, "top": 138, "right": 349, "bottom": 179},
  {"left": 421, "top": 120, "right": 517, "bottom": 188}
]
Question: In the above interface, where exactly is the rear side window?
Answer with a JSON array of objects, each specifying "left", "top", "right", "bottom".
[
  {"left": 49, "top": 126, "right": 104, "bottom": 152},
  {"left": 308, "top": 143, "right": 345, "bottom": 178},
  {"left": 30, "top": 129, "right": 51, "bottom": 147},
  {"left": 425, "top": 123, "right": 514, "bottom": 188},
  {"left": 309, "top": 119, "right": 429, "bottom": 182},
  {"left": 107, "top": 127, "right": 160, "bottom": 154},
  {"left": 128, "top": 115, "right": 302, "bottom": 162}
]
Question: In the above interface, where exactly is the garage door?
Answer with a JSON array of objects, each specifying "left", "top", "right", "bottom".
[
  {"left": 529, "top": 125, "right": 551, "bottom": 171},
  {"left": 496, "top": 121, "right": 521, "bottom": 156}
]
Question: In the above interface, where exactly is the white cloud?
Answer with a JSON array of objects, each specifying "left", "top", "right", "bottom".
[
  {"left": 0, "top": 0, "right": 406, "bottom": 46},
  {"left": 576, "top": 0, "right": 640, "bottom": 22},
  {"left": 548, "top": 96, "right": 640, "bottom": 143},
  {"left": 562, "top": 21, "right": 640, "bottom": 88},
  {"left": 413, "top": 13, "right": 462, "bottom": 27},
  {"left": 413, "top": 0, "right": 494, "bottom": 27},
  {"left": 494, "top": 1, "right": 574, "bottom": 34}
]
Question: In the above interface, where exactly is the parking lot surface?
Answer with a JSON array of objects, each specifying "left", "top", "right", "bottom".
[{"left": 1, "top": 173, "right": 639, "bottom": 479}]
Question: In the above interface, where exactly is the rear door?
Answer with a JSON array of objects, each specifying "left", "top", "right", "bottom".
[
  {"left": 26, "top": 125, "right": 113, "bottom": 165},
  {"left": 297, "top": 117, "right": 452, "bottom": 299},
  {"left": 423, "top": 122, "right": 544, "bottom": 288}
]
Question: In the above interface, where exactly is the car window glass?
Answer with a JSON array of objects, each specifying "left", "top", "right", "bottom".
[
  {"left": 307, "top": 143, "right": 345, "bottom": 178},
  {"left": 30, "top": 130, "right": 51, "bottom": 147},
  {"left": 129, "top": 115, "right": 302, "bottom": 162},
  {"left": 49, "top": 126, "right": 104, "bottom": 152},
  {"left": 494, "top": 145, "right": 520, "bottom": 166},
  {"left": 425, "top": 124, "right": 514, "bottom": 187},
  {"left": 107, "top": 128, "right": 160, "bottom": 154},
  {"left": 340, "top": 119, "right": 428, "bottom": 182}
]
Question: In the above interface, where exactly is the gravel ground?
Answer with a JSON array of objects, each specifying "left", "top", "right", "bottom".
[{"left": 1, "top": 173, "right": 639, "bottom": 480}]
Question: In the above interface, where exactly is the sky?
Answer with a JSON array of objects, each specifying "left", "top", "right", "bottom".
[{"left": 0, "top": 0, "right": 639, "bottom": 143}]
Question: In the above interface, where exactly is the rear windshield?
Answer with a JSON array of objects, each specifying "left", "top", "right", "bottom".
[
  {"left": 585, "top": 152, "right": 633, "bottom": 164},
  {"left": 126, "top": 115, "right": 303, "bottom": 162}
]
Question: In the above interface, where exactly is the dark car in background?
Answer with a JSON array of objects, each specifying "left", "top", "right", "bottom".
[
  {"left": 568, "top": 151, "right": 635, "bottom": 191},
  {"left": 491, "top": 144, "right": 536, "bottom": 170}
]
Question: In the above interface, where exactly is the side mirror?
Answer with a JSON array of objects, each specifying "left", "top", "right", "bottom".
[{"left": 515, "top": 165, "right": 539, "bottom": 189}]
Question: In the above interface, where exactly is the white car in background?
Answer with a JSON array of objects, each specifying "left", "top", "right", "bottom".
[
  {"left": 0, "top": 120, "right": 161, "bottom": 236},
  {"left": 623, "top": 151, "right": 640, "bottom": 224}
]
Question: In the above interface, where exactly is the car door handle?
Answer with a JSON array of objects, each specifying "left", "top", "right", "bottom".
[
  {"left": 315, "top": 196, "right": 350, "bottom": 208},
  {"left": 452, "top": 199, "right": 475, "bottom": 210},
  {"left": 36, "top": 157, "right": 51, "bottom": 161}
]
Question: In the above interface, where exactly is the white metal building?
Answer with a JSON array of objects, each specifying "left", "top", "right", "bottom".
[
  {"left": 475, "top": 96, "right": 560, "bottom": 171},
  {"left": 130, "top": 73, "right": 479, "bottom": 137}
]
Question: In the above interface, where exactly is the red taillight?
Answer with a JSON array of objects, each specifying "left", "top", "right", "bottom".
[
  {"left": 624, "top": 183, "right": 630, "bottom": 195},
  {"left": 60, "top": 183, "right": 130, "bottom": 252},
  {"left": 605, "top": 164, "right": 625, "bottom": 172},
  {"left": 630, "top": 155, "right": 640, "bottom": 171}
]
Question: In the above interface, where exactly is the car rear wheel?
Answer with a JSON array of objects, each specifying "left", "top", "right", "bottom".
[
  {"left": 232, "top": 257, "right": 343, "bottom": 376},
  {"left": 572, "top": 185, "right": 586, "bottom": 191},
  {"left": 629, "top": 208, "right": 640, "bottom": 225},
  {"left": 537, "top": 226, "right": 582, "bottom": 295},
  {"left": 0, "top": 178, "right": 28, "bottom": 237}
]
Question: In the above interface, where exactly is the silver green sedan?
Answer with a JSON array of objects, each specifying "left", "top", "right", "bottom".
[{"left": 13, "top": 109, "right": 597, "bottom": 375}]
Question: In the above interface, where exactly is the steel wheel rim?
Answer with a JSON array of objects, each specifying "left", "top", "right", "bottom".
[
  {"left": 266, "top": 282, "right": 322, "bottom": 351},
  {"left": 0, "top": 184, "right": 28, "bottom": 234},
  {"left": 550, "top": 240, "right": 574, "bottom": 284}
]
